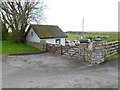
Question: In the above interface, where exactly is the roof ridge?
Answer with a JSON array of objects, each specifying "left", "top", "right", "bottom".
[{"left": 30, "top": 24, "right": 58, "bottom": 27}]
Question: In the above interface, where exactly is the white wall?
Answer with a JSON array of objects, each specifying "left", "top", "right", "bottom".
[
  {"left": 26, "top": 28, "right": 40, "bottom": 43},
  {"left": 42, "top": 39, "right": 55, "bottom": 44},
  {"left": 26, "top": 28, "right": 66, "bottom": 45},
  {"left": 42, "top": 38, "right": 66, "bottom": 46},
  {"left": 60, "top": 38, "right": 66, "bottom": 46}
]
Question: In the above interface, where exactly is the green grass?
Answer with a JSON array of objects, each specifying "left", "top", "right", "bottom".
[
  {"left": 0, "top": 41, "right": 41, "bottom": 53},
  {"left": 66, "top": 33, "right": 111, "bottom": 41},
  {"left": 66, "top": 32, "right": 118, "bottom": 42},
  {"left": 66, "top": 33, "right": 81, "bottom": 40},
  {"left": 105, "top": 54, "right": 120, "bottom": 60}
]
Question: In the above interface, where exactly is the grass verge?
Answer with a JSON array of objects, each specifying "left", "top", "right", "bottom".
[
  {"left": 0, "top": 41, "right": 41, "bottom": 53},
  {"left": 105, "top": 54, "right": 120, "bottom": 60}
]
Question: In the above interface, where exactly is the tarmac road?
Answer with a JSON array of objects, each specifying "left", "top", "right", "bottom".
[{"left": 2, "top": 52, "right": 119, "bottom": 88}]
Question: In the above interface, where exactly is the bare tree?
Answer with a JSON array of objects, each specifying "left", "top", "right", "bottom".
[{"left": 0, "top": 0, "right": 45, "bottom": 43}]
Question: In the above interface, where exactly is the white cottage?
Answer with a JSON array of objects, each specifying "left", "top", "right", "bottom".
[{"left": 26, "top": 24, "right": 68, "bottom": 45}]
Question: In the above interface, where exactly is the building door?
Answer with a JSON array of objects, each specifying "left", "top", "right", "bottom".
[{"left": 56, "top": 39, "right": 61, "bottom": 44}]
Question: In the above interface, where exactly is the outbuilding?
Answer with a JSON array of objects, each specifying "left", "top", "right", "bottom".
[{"left": 26, "top": 24, "right": 68, "bottom": 45}]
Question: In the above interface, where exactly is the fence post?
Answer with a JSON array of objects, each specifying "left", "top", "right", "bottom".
[
  {"left": 61, "top": 45, "right": 63, "bottom": 55},
  {"left": 103, "top": 41, "right": 107, "bottom": 58},
  {"left": 117, "top": 41, "right": 120, "bottom": 54}
]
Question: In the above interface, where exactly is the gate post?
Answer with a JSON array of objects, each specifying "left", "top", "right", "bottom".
[
  {"left": 91, "top": 38, "right": 105, "bottom": 64},
  {"left": 79, "top": 38, "right": 105, "bottom": 64},
  {"left": 79, "top": 43, "right": 90, "bottom": 61},
  {"left": 61, "top": 45, "right": 63, "bottom": 55}
]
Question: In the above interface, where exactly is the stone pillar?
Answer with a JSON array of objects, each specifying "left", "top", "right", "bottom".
[
  {"left": 79, "top": 43, "right": 89, "bottom": 61},
  {"left": 91, "top": 38, "right": 105, "bottom": 64},
  {"left": 79, "top": 38, "right": 105, "bottom": 64}
]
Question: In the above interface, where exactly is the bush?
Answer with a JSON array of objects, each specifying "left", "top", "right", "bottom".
[{"left": 85, "top": 36, "right": 96, "bottom": 40}]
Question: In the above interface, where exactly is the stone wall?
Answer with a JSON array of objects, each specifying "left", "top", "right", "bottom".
[
  {"left": 27, "top": 39, "right": 118, "bottom": 64},
  {"left": 26, "top": 41, "right": 46, "bottom": 51}
]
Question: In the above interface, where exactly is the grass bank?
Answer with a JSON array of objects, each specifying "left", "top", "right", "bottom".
[
  {"left": 105, "top": 54, "right": 120, "bottom": 60},
  {"left": 0, "top": 41, "right": 41, "bottom": 53}
]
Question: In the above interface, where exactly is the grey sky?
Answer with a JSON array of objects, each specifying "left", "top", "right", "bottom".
[{"left": 43, "top": 0, "right": 119, "bottom": 32}]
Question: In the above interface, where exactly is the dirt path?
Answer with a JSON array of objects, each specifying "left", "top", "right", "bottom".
[{"left": 2, "top": 53, "right": 118, "bottom": 88}]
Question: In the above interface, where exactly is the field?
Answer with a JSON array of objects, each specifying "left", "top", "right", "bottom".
[
  {"left": 0, "top": 41, "right": 41, "bottom": 53},
  {"left": 66, "top": 32, "right": 118, "bottom": 42}
]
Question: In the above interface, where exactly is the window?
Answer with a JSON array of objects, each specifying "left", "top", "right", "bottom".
[
  {"left": 56, "top": 39, "right": 61, "bottom": 44},
  {"left": 31, "top": 31, "right": 34, "bottom": 36}
]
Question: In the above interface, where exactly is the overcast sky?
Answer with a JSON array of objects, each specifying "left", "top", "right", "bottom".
[{"left": 43, "top": 0, "right": 119, "bottom": 32}]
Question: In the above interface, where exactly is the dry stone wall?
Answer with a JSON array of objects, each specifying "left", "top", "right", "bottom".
[
  {"left": 26, "top": 41, "right": 46, "bottom": 51},
  {"left": 27, "top": 39, "right": 118, "bottom": 64}
]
